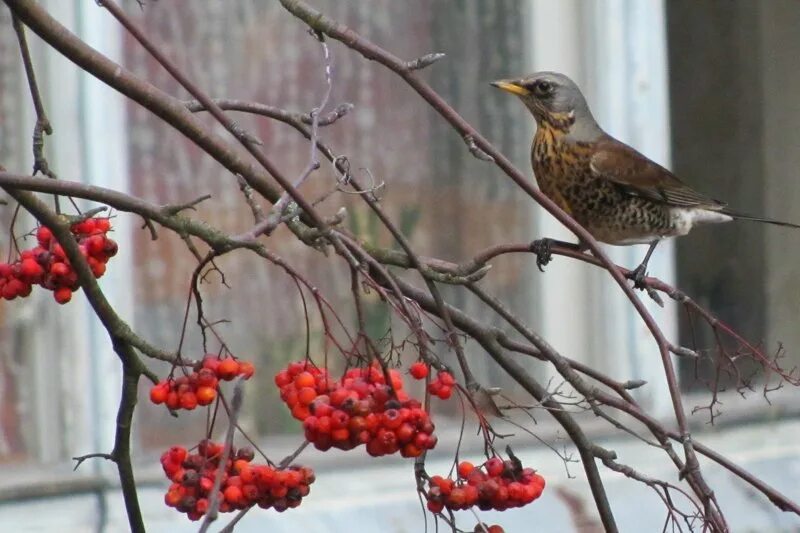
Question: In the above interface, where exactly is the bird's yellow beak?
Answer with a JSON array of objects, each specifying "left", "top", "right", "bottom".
[{"left": 491, "top": 80, "right": 530, "bottom": 96}]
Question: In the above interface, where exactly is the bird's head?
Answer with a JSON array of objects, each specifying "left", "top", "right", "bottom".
[{"left": 491, "top": 72, "right": 598, "bottom": 134}]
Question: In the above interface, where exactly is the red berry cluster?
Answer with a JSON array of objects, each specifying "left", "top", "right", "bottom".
[
  {"left": 427, "top": 370, "right": 456, "bottom": 400},
  {"left": 161, "top": 440, "right": 315, "bottom": 520},
  {"left": 0, "top": 218, "right": 117, "bottom": 304},
  {"left": 150, "top": 355, "right": 255, "bottom": 411},
  {"left": 474, "top": 526, "right": 505, "bottom": 533},
  {"left": 276, "top": 361, "right": 438, "bottom": 457},
  {"left": 426, "top": 457, "right": 545, "bottom": 513}
]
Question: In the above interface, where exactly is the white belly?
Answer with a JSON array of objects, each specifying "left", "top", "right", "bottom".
[{"left": 670, "top": 207, "right": 733, "bottom": 237}]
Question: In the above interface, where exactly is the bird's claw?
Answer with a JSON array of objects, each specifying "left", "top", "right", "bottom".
[
  {"left": 531, "top": 238, "right": 554, "bottom": 272},
  {"left": 627, "top": 264, "right": 648, "bottom": 290}
]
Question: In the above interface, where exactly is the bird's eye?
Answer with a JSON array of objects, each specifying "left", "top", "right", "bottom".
[{"left": 533, "top": 80, "right": 554, "bottom": 96}]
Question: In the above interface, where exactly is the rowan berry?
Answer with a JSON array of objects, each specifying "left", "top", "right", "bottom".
[
  {"left": 216, "top": 358, "right": 240, "bottom": 380},
  {"left": 54, "top": 287, "right": 72, "bottom": 304},
  {"left": 409, "top": 361, "right": 429, "bottom": 379}
]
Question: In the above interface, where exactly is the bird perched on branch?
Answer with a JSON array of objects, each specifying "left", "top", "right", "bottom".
[{"left": 492, "top": 72, "right": 800, "bottom": 285}]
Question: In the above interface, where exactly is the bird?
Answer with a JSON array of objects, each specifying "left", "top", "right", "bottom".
[{"left": 491, "top": 71, "right": 800, "bottom": 285}]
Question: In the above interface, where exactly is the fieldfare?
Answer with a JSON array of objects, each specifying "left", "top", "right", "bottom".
[{"left": 492, "top": 72, "right": 800, "bottom": 285}]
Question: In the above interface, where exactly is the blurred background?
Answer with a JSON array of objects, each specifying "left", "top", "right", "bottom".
[{"left": 0, "top": 0, "right": 799, "bottom": 531}]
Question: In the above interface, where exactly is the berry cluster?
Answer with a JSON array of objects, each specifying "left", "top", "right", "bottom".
[
  {"left": 473, "top": 526, "right": 504, "bottom": 533},
  {"left": 426, "top": 457, "right": 545, "bottom": 513},
  {"left": 150, "top": 355, "right": 255, "bottom": 411},
  {"left": 161, "top": 440, "right": 315, "bottom": 520},
  {"left": 0, "top": 218, "right": 117, "bottom": 304},
  {"left": 276, "top": 361, "right": 438, "bottom": 457},
  {"left": 427, "top": 370, "right": 455, "bottom": 400}
]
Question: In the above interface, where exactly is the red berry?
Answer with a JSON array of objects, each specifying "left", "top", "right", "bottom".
[
  {"left": 382, "top": 409, "right": 403, "bottom": 429},
  {"left": 90, "top": 260, "right": 106, "bottom": 278},
  {"left": 50, "top": 262, "right": 70, "bottom": 277},
  {"left": 395, "top": 422, "right": 415, "bottom": 443},
  {"left": 331, "top": 428, "right": 350, "bottom": 442},
  {"left": 202, "top": 355, "right": 222, "bottom": 375},
  {"left": 438, "top": 371, "right": 456, "bottom": 387},
  {"left": 409, "top": 361, "right": 429, "bottom": 380},
  {"left": 427, "top": 499, "right": 444, "bottom": 513},
  {"left": 485, "top": 457, "right": 505, "bottom": 477},
  {"left": 36, "top": 226, "right": 53, "bottom": 245},
  {"left": 199, "top": 477, "right": 214, "bottom": 494},
  {"left": 54, "top": 287, "right": 72, "bottom": 304},
  {"left": 164, "top": 489, "right": 182, "bottom": 507},
  {"left": 196, "top": 368, "right": 218, "bottom": 388},
  {"left": 180, "top": 392, "right": 198, "bottom": 410},
  {"left": 86, "top": 234, "right": 106, "bottom": 255},
  {"left": 166, "top": 391, "right": 180, "bottom": 410},
  {"left": 291, "top": 404, "right": 310, "bottom": 421},
  {"left": 168, "top": 446, "right": 187, "bottom": 464},
  {"left": 96, "top": 218, "right": 111, "bottom": 233},
  {"left": 238, "top": 361, "right": 255, "bottom": 379},
  {"left": 274, "top": 370, "right": 292, "bottom": 387},
  {"left": 19, "top": 258, "right": 44, "bottom": 279},
  {"left": 150, "top": 382, "right": 170, "bottom": 404},
  {"left": 223, "top": 485, "right": 243, "bottom": 505},
  {"left": 458, "top": 461, "right": 475, "bottom": 479}
]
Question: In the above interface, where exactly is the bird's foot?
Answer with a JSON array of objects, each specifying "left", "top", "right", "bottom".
[
  {"left": 531, "top": 238, "right": 555, "bottom": 272},
  {"left": 627, "top": 264, "right": 648, "bottom": 290}
]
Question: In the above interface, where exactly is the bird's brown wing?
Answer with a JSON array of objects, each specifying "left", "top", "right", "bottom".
[{"left": 589, "top": 140, "right": 726, "bottom": 210}]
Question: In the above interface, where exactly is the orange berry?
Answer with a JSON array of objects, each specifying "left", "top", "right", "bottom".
[
  {"left": 232, "top": 459, "right": 250, "bottom": 475},
  {"left": 294, "top": 371, "right": 316, "bottom": 389},
  {"left": 90, "top": 261, "right": 106, "bottom": 278},
  {"left": 297, "top": 386, "right": 317, "bottom": 406},
  {"left": 239, "top": 466, "right": 256, "bottom": 484},
  {"left": 331, "top": 428, "right": 350, "bottom": 442},
  {"left": 216, "top": 358, "right": 240, "bottom": 380},
  {"left": 458, "top": 461, "right": 475, "bottom": 479},
  {"left": 238, "top": 361, "right": 255, "bottom": 379},
  {"left": 195, "top": 386, "right": 217, "bottom": 406},
  {"left": 223, "top": 485, "right": 243, "bottom": 505},
  {"left": 164, "top": 489, "right": 182, "bottom": 507},
  {"left": 401, "top": 443, "right": 422, "bottom": 457},
  {"left": 149, "top": 382, "right": 169, "bottom": 404},
  {"left": 389, "top": 369, "right": 404, "bottom": 390},
  {"left": 291, "top": 404, "right": 311, "bottom": 421}
]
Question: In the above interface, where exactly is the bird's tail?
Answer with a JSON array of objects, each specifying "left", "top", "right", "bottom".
[{"left": 723, "top": 209, "right": 800, "bottom": 229}]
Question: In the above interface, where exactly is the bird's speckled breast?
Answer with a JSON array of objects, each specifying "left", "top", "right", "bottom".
[{"left": 531, "top": 123, "right": 675, "bottom": 245}]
